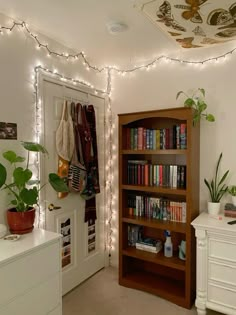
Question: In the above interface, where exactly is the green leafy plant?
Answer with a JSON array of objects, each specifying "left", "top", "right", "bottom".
[
  {"left": 0, "top": 141, "right": 69, "bottom": 212},
  {"left": 204, "top": 153, "right": 229, "bottom": 203},
  {"left": 228, "top": 185, "right": 236, "bottom": 196},
  {"left": 176, "top": 88, "right": 215, "bottom": 126}
]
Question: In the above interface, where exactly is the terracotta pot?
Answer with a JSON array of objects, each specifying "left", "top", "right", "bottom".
[{"left": 7, "top": 208, "right": 36, "bottom": 234}]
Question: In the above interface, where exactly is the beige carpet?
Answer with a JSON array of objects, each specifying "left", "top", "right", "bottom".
[{"left": 63, "top": 267, "right": 223, "bottom": 315}]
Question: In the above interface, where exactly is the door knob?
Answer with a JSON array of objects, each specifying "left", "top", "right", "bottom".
[{"left": 48, "top": 203, "right": 61, "bottom": 211}]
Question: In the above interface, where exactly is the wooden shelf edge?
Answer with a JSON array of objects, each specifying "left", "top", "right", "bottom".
[
  {"left": 119, "top": 273, "right": 190, "bottom": 308},
  {"left": 121, "top": 185, "right": 187, "bottom": 196},
  {"left": 122, "top": 149, "right": 187, "bottom": 155},
  {"left": 122, "top": 247, "right": 186, "bottom": 271},
  {"left": 122, "top": 215, "right": 187, "bottom": 233}
]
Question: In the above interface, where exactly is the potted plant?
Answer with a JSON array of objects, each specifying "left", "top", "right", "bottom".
[
  {"left": 0, "top": 141, "right": 69, "bottom": 234},
  {"left": 176, "top": 88, "right": 215, "bottom": 126},
  {"left": 204, "top": 152, "right": 229, "bottom": 215},
  {"left": 228, "top": 185, "right": 236, "bottom": 206}
]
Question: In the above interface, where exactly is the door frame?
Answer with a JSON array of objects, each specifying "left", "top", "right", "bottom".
[{"left": 35, "top": 69, "right": 110, "bottom": 267}]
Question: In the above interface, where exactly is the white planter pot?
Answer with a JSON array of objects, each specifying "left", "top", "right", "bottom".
[
  {"left": 208, "top": 202, "right": 221, "bottom": 215},
  {"left": 232, "top": 196, "right": 236, "bottom": 206}
]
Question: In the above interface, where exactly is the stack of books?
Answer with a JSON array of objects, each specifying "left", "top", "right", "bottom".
[
  {"left": 135, "top": 238, "right": 162, "bottom": 254},
  {"left": 224, "top": 203, "right": 236, "bottom": 218}
]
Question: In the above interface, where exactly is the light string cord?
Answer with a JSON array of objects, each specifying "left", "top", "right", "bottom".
[
  {"left": 1, "top": 20, "right": 236, "bottom": 77},
  {"left": 106, "top": 69, "right": 113, "bottom": 264},
  {"left": 34, "top": 66, "right": 43, "bottom": 228}
]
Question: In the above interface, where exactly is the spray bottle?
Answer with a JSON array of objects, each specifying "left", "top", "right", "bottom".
[{"left": 164, "top": 230, "right": 173, "bottom": 258}]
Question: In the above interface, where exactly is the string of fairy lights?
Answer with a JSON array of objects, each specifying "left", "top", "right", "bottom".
[
  {"left": 2, "top": 18, "right": 236, "bottom": 259},
  {"left": 1, "top": 20, "right": 236, "bottom": 77}
]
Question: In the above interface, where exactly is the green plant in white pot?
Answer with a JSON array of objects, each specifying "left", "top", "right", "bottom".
[
  {"left": 228, "top": 185, "right": 236, "bottom": 206},
  {"left": 204, "top": 153, "right": 229, "bottom": 215},
  {"left": 0, "top": 141, "right": 69, "bottom": 234}
]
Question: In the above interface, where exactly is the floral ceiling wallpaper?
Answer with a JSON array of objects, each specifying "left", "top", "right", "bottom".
[{"left": 137, "top": 0, "right": 236, "bottom": 48}]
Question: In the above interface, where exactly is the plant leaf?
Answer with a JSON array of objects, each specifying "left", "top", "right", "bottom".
[
  {"left": 49, "top": 173, "right": 69, "bottom": 192},
  {"left": 197, "top": 100, "right": 207, "bottom": 113},
  {"left": 21, "top": 142, "right": 48, "bottom": 155},
  {"left": 206, "top": 114, "right": 215, "bottom": 122},
  {"left": 218, "top": 170, "right": 229, "bottom": 187},
  {"left": 13, "top": 167, "right": 32, "bottom": 187},
  {"left": 3, "top": 151, "right": 25, "bottom": 164},
  {"left": 176, "top": 91, "right": 184, "bottom": 100},
  {"left": 20, "top": 187, "right": 38, "bottom": 205},
  {"left": 184, "top": 98, "right": 195, "bottom": 107},
  {"left": 198, "top": 88, "right": 205, "bottom": 97},
  {"left": 0, "top": 163, "right": 7, "bottom": 188},
  {"left": 10, "top": 199, "right": 18, "bottom": 205}
]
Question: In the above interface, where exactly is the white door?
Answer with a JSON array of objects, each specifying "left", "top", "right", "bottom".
[{"left": 41, "top": 79, "right": 106, "bottom": 295}]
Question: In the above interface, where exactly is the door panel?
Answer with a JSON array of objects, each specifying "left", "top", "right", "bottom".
[{"left": 42, "top": 80, "right": 106, "bottom": 295}]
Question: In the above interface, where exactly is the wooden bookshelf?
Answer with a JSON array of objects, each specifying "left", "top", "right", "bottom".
[{"left": 118, "top": 107, "right": 200, "bottom": 309}]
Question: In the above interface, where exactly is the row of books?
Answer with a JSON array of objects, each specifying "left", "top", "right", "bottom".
[
  {"left": 127, "top": 194, "right": 186, "bottom": 222},
  {"left": 128, "top": 224, "right": 162, "bottom": 253},
  {"left": 127, "top": 160, "right": 186, "bottom": 188},
  {"left": 125, "top": 124, "right": 187, "bottom": 150}
]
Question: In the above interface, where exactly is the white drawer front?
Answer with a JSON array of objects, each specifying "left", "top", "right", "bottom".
[
  {"left": 209, "top": 238, "right": 236, "bottom": 263},
  {"left": 0, "top": 274, "right": 60, "bottom": 315},
  {"left": 208, "top": 283, "right": 236, "bottom": 309},
  {"left": 209, "top": 261, "right": 236, "bottom": 287},
  {"left": 0, "top": 242, "right": 60, "bottom": 306}
]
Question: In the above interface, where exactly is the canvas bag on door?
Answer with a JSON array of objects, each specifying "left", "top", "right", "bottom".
[
  {"left": 56, "top": 101, "right": 75, "bottom": 198},
  {"left": 68, "top": 102, "right": 87, "bottom": 192}
]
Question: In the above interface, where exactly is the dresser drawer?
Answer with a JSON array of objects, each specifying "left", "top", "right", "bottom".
[
  {"left": 208, "top": 237, "right": 236, "bottom": 263},
  {"left": 208, "top": 283, "right": 236, "bottom": 309},
  {"left": 0, "top": 274, "right": 60, "bottom": 315},
  {"left": 208, "top": 261, "right": 236, "bottom": 287},
  {"left": 0, "top": 242, "right": 60, "bottom": 306}
]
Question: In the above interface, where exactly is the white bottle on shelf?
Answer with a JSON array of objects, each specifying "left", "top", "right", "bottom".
[{"left": 164, "top": 230, "right": 173, "bottom": 258}]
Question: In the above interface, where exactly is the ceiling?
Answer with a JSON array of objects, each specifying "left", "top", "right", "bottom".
[{"left": 0, "top": 0, "right": 235, "bottom": 67}]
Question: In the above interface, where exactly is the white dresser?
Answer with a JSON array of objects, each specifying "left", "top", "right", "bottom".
[
  {"left": 192, "top": 212, "right": 236, "bottom": 315},
  {"left": 0, "top": 228, "right": 62, "bottom": 315}
]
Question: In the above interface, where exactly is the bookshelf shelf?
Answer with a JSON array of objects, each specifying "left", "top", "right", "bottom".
[
  {"left": 120, "top": 272, "right": 186, "bottom": 307},
  {"left": 122, "top": 184, "right": 187, "bottom": 196},
  {"left": 119, "top": 107, "right": 200, "bottom": 309},
  {"left": 122, "top": 247, "right": 186, "bottom": 271},
  {"left": 122, "top": 149, "right": 187, "bottom": 155},
  {"left": 122, "top": 215, "right": 187, "bottom": 233}
]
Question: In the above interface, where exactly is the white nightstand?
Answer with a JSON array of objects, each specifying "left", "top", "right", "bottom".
[
  {"left": 192, "top": 212, "right": 236, "bottom": 315},
  {"left": 0, "top": 228, "right": 62, "bottom": 315}
]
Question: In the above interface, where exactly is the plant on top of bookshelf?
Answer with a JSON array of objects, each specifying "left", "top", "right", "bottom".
[
  {"left": 176, "top": 88, "right": 215, "bottom": 126},
  {"left": 204, "top": 153, "right": 229, "bottom": 214}
]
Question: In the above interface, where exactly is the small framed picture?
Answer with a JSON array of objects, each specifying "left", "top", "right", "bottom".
[{"left": 0, "top": 122, "right": 17, "bottom": 140}]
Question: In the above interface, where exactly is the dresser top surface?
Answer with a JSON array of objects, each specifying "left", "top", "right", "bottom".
[
  {"left": 191, "top": 212, "right": 236, "bottom": 234},
  {"left": 0, "top": 228, "right": 61, "bottom": 264}
]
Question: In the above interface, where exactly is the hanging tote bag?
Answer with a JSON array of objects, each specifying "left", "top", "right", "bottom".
[
  {"left": 56, "top": 101, "right": 75, "bottom": 198},
  {"left": 56, "top": 100, "right": 75, "bottom": 161},
  {"left": 68, "top": 103, "right": 87, "bottom": 192}
]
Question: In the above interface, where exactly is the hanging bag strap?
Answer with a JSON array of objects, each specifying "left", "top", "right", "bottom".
[{"left": 76, "top": 103, "right": 91, "bottom": 169}]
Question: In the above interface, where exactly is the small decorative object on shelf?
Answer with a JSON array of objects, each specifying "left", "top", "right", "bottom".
[
  {"left": 0, "top": 141, "right": 69, "bottom": 234},
  {"left": 176, "top": 88, "right": 215, "bottom": 126},
  {"left": 228, "top": 185, "right": 236, "bottom": 206},
  {"left": 178, "top": 240, "right": 186, "bottom": 261},
  {"left": 119, "top": 107, "right": 200, "bottom": 309},
  {"left": 204, "top": 152, "right": 229, "bottom": 215},
  {"left": 224, "top": 203, "right": 236, "bottom": 218}
]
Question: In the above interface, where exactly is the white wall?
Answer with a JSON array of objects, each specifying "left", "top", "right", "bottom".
[
  {"left": 110, "top": 43, "right": 236, "bottom": 266},
  {"left": 0, "top": 13, "right": 107, "bottom": 225}
]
